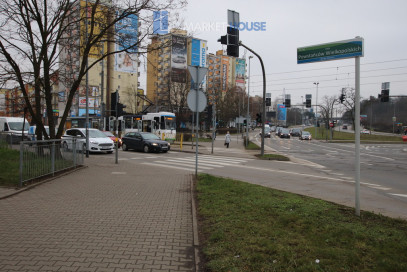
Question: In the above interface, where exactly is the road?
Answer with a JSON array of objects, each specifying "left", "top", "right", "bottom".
[
  {"left": 97, "top": 140, "right": 407, "bottom": 219},
  {"left": 257, "top": 133, "right": 407, "bottom": 201}
]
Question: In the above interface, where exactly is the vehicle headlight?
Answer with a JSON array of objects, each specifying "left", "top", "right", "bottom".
[
  {"left": 90, "top": 140, "right": 97, "bottom": 144},
  {"left": 167, "top": 142, "right": 170, "bottom": 146},
  {"left": 152, "top": 143, "right": 158, "bottom": 146}
]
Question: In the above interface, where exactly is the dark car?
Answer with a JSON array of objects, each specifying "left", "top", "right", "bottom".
[
  {"left": 290, "top": 128, "right": 302, "bottom": 137},
  {"left": 279, "top": 128, "right": 291, "bottom": 138},
  {"left": 121, "top": 132, "right": 170, "bottom": 153}
]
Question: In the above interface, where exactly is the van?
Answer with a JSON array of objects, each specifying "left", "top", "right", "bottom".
[{"left": 0, "top": 117, "right": 30, "bottom": 143}]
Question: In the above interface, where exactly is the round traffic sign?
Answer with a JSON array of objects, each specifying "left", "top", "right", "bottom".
[{"left": 187, "top": 90, "right": 207, "bottom": 112}]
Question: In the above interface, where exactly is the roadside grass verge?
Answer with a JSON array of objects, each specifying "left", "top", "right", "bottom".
[
  {"left": 245, "top": 141, "right": 260, "bottom": 150},
  {"left": 305, "top": 127, "right": 404, "bottom": 142},
  {"left": 0, "top": 147, "right": 19, "bottom": 187},
  {"left": 255, "top": 153, "right": 290, "bottom": 161},
  {"left": 196, "top": 174, "right": 407, "bottom": 271}
]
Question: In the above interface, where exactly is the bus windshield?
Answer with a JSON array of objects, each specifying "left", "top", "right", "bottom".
[{"left": 164, "top": 117, "right": 176, "bottom": 130}]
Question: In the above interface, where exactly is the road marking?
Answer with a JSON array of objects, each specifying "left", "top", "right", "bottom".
[
  {"left": 389, "top": 194, "right": 407, "bottom": 198},
  {"left": 112, "top": 172, "right": 127, "bottom": 175},
  {"left": 141, "top": 162, "right": 203, "bottom": 172}
]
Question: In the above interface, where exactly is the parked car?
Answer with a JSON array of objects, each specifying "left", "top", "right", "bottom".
[
  {"left": 102, "top": 131, "right": 122, "bottom": 148},
  {"left": 62, "top": 128, "right": 114, "bottom": 153},
  {"left": 342, "top": 124, "right": 348, "bottom": 129},
  {"left": 279, "top": 128, "right": 291, "bottom": 138},
  {"left": 28, "top": 125, "right": 53, "bottom": 141},
  {"left": 361, "top": 129, "right": 370, "bottom": 134},
  {"left": 300, "top": 131, "right": 312, "bottom": 140},
  {"left": 122, "top": 132, "right": 170, "bottom": 153},
  {"left": 290, "top": 128, "right": 302, "bottom": 137}
]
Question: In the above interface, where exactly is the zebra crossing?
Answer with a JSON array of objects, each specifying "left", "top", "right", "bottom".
[{"left": 141, "top": 154, "right": 253, "bottom": 172}]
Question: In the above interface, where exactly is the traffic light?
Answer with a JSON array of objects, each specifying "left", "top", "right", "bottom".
[
  {"left": 256, "top": 113, "right": 262, "bottom": 123},
  {"left": 306, "top": 99, "right": 311, "bottom": 108},
  {"left": 218, "top": 26, "right": 239, "bottom": 57},
  {"left": 265, "top": 97, "right": 271, "bottom": 107},
  {"left": 110, "top": 91, "right": 118, "bottom": 116},
  {"left": 117, "top": 103, "right": 126, "bottom": 117},
  {"left": 340, "top": 94, "right": 345, "bottom": 103},
  {"left": 284, "top": 98, "right": 291, "bottom": 108},
  {"left": 380, "top": 89, "right": 389, "bottom": 102}
]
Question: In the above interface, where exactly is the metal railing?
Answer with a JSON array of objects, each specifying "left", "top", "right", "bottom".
[{"left": 18, "top": 139, "right": 84, "bottom": 187}]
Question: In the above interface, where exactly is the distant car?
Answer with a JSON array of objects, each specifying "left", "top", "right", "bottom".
[
  {"left": 28, "top": 125, "right": 51, "bottom": 141},
  {"left": 270, "top": 126, "right": 276, "bottom": 132},
  {"left": 260, "top": 127, "right": 271, "bottom": 138},
  {"left": 122, "top": 132, "right": 170, "bottom": 153},
  {"left": 102, "top": 131, "right": 122, "bottom": 148},
  {"left": 300, "top": 131, "right": 312, "bottom": 140},
  {"left": 290, "top": 128, "right": 302, "bottom": 137},
  {"left": 276, "top": 127, "right": 283, "bottom": 136},
  {"left": 172, "top": 55, "right": 186, "bottom": 64},
  {"left": 279, "top": 128, "right": 291, "bottom": 138},
  {"left": 62, "top": 128, "right": 114, "bottom": 153},
  {"left": 361, "top": 129, "right": 370, "bottom": 134},
  {"left": 342, "top": 124, "right": 348, "bottom": 129}
]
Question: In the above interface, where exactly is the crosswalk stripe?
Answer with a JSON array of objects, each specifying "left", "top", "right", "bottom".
[
  {"left": 200, "top": 155, "right": 253, "bottom": 162},
  {"left": 154, "top": 160, "right": 214, "bottom": 170},
  {"left": 141, "top": 162, "right": 204, "bottom": 172},
  {"left": 165, "top": 159, "right": 224, "bottom": 168}
]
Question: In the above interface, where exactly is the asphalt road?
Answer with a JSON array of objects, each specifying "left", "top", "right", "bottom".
[
  {"left": 98, "top": 142, "right": 407, "bottom": 219},
  {"left": 258, "top": 133, "right": 407, "bottom": 200}
]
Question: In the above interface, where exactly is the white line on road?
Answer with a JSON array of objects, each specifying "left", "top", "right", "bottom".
[{"left": 389, "top": 194, "right": 407, "bottom": 198}]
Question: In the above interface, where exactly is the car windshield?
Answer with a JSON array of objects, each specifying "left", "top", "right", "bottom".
[
  {"left": 281, "top": 129, "right": 290, "bottom": 133},
  {"left": 142, "top": 133, "right": 160, "bottom": 140},
  {"left": 302, "top": 131, "right": 310, "bottom": 135},
  {"left": 9, "top": 121, "right": 29, "bottom": 131},
  {"left": 87, "top": 130, "right": 108, "bottom": 138}
]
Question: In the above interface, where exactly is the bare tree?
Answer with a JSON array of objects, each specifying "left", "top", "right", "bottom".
[
  {"left": 341, "top": 87, "right": 359, "bottom": 129},
  {"left": 0, "top": 0, "right": 186, "bottom": 140}
]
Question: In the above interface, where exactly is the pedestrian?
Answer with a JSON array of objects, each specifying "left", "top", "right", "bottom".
[{"left": 225, "top": 131, "right": 231, "bottom": 148}]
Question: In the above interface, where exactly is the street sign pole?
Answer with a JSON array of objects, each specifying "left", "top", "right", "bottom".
[{"left": 355, "top": 56, "right": 361, "bottom": 216}]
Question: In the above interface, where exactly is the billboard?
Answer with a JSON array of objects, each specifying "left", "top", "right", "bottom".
[
  {"left": 115, "top": 13, "right": 139, "bottom": 72},
  {"left": 277, "top": 104, "right": 286, "bottom": 121},
  {"left": 221, "top": 56, "right": 229, "bottom": 92},
  {"left": 191, "top": 39, "right": 207, "bottom": 67},
  {"left": 235, "top": 58, "right": 245, "bottom": 91},
  {"left": 171, "top": 35, "right": 187, "bottom": 83},
  {"left": 153, "top": 11, "right": 169, "bottom": 35}
]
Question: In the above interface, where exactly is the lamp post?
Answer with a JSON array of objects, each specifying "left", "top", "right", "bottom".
[
  {"left": 313, "top": 82, "right": 319, "bottom": 139},
  {"left": 246, "top": 56, "right": 253, "bottom": 147},
  {"left": 301, "top": 95, "right": 304, "bottom": 125}
]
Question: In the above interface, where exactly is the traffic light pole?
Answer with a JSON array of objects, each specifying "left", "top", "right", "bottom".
[{"left": 239, "top": 42, "right": 266, "bottom": 156}]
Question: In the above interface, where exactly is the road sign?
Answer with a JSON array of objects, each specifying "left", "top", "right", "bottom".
[
  {"left": 188, "top": 66, "right": 208, "bottom": 87},
  {"left": 297, "top": 37, "right": 364, "bottom": 64},
  {"left": 187, "top": 89, "right": 207, "bottom": 112}
]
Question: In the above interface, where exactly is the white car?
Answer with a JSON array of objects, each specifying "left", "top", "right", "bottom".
[
  {"left": 361, "top": 129, "right": 370, "bottom": 134},
  {"left": 62, "top": 128, "right": 114, "bottom": 153}
]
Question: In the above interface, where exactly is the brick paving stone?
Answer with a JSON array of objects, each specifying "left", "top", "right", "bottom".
[{"left": 0, "top": 156, "right": 195, "bottom": 271}]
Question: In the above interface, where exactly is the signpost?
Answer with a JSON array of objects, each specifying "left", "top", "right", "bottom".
[
  {"left": 187, "top": 66, "right": 208, "bottom": 177},
  {"left": 298, "top": 37, "right": 364, "bottom": 217}
]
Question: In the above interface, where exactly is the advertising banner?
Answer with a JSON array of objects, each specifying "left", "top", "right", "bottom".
[
  {"left": 79, "top": 97, "right": 100, "bottom": 108},
  {"left": 221, "top": 56, "right": 229, "bottom": 92},
  {"left": 153, "top": 11, "right": 169, "bottom": 35},
  {"left": 277, "top": 104, "right": 286, "bottom": 121},
  {"left": 235, "top": 58, "right": 246, "bottom": 91},
  {"left": 115, "top": 13, "right": 139, "bottom": 72},
  {"left": 171, "top": 35, "right": 187, "bottom": 83}
]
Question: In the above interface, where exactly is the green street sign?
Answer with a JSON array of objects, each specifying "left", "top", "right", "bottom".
[{"left": 297, "top": 37, "right": 363, "bottom": 64}]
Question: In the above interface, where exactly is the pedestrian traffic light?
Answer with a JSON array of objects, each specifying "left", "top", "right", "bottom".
[
  {"left": 218, "top": 26, "right": 239, "bottom": 57},
  {"left": 306, "top": 99, "right": 311, "bottom": 108},
  {"left": 380, "top": 89, "right": 389, "bottom": 102},
  {"left": 110, "top": 91, "right": 118, "bottom": 117}
]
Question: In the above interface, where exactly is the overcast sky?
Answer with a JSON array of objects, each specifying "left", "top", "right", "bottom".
[{"left": 142, "top": 0, "right": 407, "bottom": 106}]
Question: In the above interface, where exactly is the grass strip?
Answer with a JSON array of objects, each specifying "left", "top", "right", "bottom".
[{"left": 197, "top": 174, "right": 407, "bottom": 271}]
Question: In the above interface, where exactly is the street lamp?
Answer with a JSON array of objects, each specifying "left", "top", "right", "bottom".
[
  {"left": 246, "top": 56, "right": 253, "bottom": 147},
  {"left": 313, "top": 82, "right": 319, "bottom": 139}
]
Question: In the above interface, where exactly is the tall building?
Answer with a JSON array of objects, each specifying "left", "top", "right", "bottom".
[
  {"left": 146, "top": 29, "right": 207, "bottom": 112},
  {"left": 58, "top": 0, "right": 140, "bottom": 129}
]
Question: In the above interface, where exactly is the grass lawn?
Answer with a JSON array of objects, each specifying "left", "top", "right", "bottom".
[
  {"left": 305, "top": 127, "right": 404, "bottom": 142},
  {"left": 196, "top": 174, "right": 407, "bottom": 272},
  {"left": 0, "top": 146, "right": 20, "bottom": 187}
]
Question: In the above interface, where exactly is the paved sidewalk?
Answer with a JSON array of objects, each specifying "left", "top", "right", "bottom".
[{"left": 0, "top": 156, "right": 196, "bottom": 272}]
